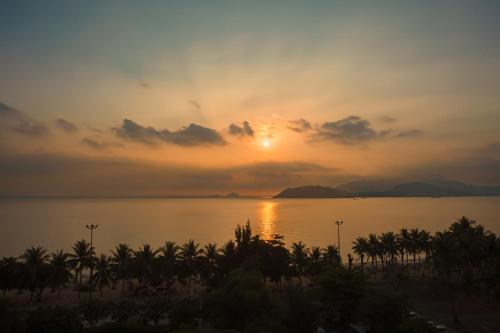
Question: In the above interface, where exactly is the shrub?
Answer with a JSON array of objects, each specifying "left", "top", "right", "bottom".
[{"left": 26, "top": 306, "right": 82, "bottom": 333}]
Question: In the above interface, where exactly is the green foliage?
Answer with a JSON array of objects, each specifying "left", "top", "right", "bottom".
[
  {"left": 0, "top": 298, "right": 25, "bottom": 333},
  {"left": 203, "top": 269, "right": 272, "bottom": 329},
  {"left": 312, "top": 267, "right": 368, "bottom": 326},
  {"left": 279, "top": 286, "right": 319, "bottom": 333},
  {"left": 26, "top": 307, "right": 82, "bottom": 333},
  {"left": 79, "top": 299, "right": 107, "bottom": 326},
  {"left": 357, "top": 291, "right": 408, "bottom": 332},
  {"left": 109, "top": 300, "right": 139, "bottom": 324},
  {"left": 168, "top": 298, "right": 199, "bottom": 329},
  {"left": 140, "top": 297, "right": 171, "bottom": 325}
]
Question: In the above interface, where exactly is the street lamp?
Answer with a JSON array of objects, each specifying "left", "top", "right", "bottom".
[
  {"left": 335, "top": 220, "right": 344, "bottom": 259},
  {"left": 86, "top": 224, "right": 98, "bottom": 300}
]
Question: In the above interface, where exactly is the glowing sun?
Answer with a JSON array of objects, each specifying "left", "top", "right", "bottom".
[{"left": 263, "top": 140, "right": 270, "bottom": 148}]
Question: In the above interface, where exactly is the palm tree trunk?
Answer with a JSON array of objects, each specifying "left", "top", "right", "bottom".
[
  {"left": 122, "top": 279, "right": 125, "bottom": 296},
  {"left": 78, "top": 268, "right": 82, "bottom": 299}
]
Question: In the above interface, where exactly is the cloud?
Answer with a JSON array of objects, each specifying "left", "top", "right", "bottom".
[
  {"left": 388, "top": 142, "right": 500, "bottom": 185},
  {"left": 395, "top": 129, "right": 423, "bottom": 138},
  {"left": 113, "top": 119, "right": 226, "bottom": 146},
  {"left": 55, "top": 118, "right": 78, "bottom": 132},
  {"left": 305, "top": 116, "right": 421, "bottom": 144},
  {"left": 288, "top": 119, "right": 312, "bottom": 132},
  {"left": 81, "top": 138, "right": 123, "bottom": 150},
  {"left": 315, "top": 116, "right": 379, "bottom": 144},
  {"left": 478, "top": 142, "right": 500, "bottom": 157},
  {"left": 378, "top": 115, "right": 397, "bottom": 123},
  {"left": 0, "top": 152, "right": 348, "bottom": 197},
  {"left": 228, "top": 121, "right": 254, "bottom": 137},
  {"left": 189, "top": 99, "right": 201, "bottom": 111},
  {"left": 0, "top": 102, "right": 49, "bottom": 137}
]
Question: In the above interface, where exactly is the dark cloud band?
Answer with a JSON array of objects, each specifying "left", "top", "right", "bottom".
[
  {"left": 55, "top": 118, "right": 78, "bottom": 132},
  {"left": 228, "top": 121, "right": 254, "bottom": 137},
  {"left": 114, "top": 119, "right": 226, "bottom": 146},
  {"left": 0, "top": 102, "right": 49, "bottom": 137}
]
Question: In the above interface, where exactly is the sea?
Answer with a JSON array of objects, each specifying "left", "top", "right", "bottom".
[{"left": 1, "top": 197, "right": 499, "bottom": 258}]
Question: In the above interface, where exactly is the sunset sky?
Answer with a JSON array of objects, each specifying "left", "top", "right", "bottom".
[{"left": 1, "top": 1, "right": 499, "bottom": 196}]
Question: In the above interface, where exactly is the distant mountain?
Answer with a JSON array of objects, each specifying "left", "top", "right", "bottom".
[
  {"left": 274, "top": 181, "right": 500, "bottom": 198},
  {"left": 208, "top": 192, "right": 241, "bottom": 198},
  {"left": 387, "top": 182, "right": 454, "bottom": 197},
  {"left": 384, "top": 181, "right": 500, "bottom": 197},
  {"left": 337, "top": 179, "right": 398, "bottom": 193},
  {"left": 274, "top": 185, "right": 353, "bottom": 198}
]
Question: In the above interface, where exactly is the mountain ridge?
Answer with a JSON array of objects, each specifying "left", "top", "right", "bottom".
[
  {"left": 274, "top": 181, "right": 500, "bottom": 198},
  {"left": 274, "top": 185, "right": 353, "bottom": 198}
]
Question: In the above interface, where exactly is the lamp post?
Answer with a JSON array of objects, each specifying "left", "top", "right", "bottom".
[
  {"left": 86, "top": 224, "right": 98, "bottom": 300},
  {"left": 335, "top": 220, "right": 344, "bottom": 259}
]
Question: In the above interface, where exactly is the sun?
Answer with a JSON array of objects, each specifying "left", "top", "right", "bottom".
[{"left": 263, "top": 140, "right": 270, "bottom": 148}]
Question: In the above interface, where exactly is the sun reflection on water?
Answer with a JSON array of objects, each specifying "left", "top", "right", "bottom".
[{"left": 258, "top": 201, "right": 278, "bottom": 240}]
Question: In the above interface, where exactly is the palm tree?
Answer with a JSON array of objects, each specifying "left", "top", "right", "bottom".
[
  {"left": 352, "top": 237, "right": 368, "bottom": 271},
  {"left": 201, "top": 243, "right": 218, "bottom": 283},
  {"left": 221, "top": 240, "right": 236, "bottom": 257},
  {"left": 291, "top": 242, "right": 308, "bottom": 284},
  {"left": 450, "top": 216, "right": 476, "bottom": 234},
  {"left": 21, "top": 246, "right": 49, "bottom": 301},
  {"left": 368, "top": 234, "right": 380, "bottom": 271},
  {"left": 235, "top": 220, "right": 253, "bottom": 258},
  {"left": 219, "top": 240, "right": 237, "bottom": 275},
  {"left": 180, "top": 240, "right": 202, "bottom": 292},
  {"left": 204, "top": 243, "right": 218, "bottom": 262},
  {"left": 409, "top": 228, "right": 421, "bottom": 265},
  {"left": 111, "top": 243, "right": 133, "bottom": 296},
  {"left": 93, "top": 254, "right": 114, "bottom": 297},
  {"left": 159, "top": 241, "right": 179, "bottom": 288},
  {"left": 307, "top": 246, "right": 322, "bottom": 276},
  {"left": 0, "top": 257, "right": 20, "bottom": 296},
  {"left": 49, "top": 249, "right": 72, "bottom": 299},
  {"left": 398, "top": 228, "right": 411, "bottom": 265},
  {"left": 380, "top": 232, "right": 397, "bottom": 265},
  {"left": 419, "top": 230, "right": 432, "bottom": 269},
  {"left": 134, "top": 244, "right": 158, "bottom": 288},
  {"left": 68, "top": 239, "right": 92, "bottom": 299},
  {"left": 322, "top": 245, "right": 341, "bottom": 266}
]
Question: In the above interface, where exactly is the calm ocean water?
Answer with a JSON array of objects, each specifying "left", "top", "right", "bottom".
[{"left": 1, "top": 197, "right": 499, "bottom": 257}]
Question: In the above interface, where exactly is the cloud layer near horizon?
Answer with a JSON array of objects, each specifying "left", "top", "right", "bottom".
[
  {"left": 0, "top": 138, "right": 499, "bottom": 197},
  {"left": 0, "top": 152, "right": 345, "bottom": 197}
]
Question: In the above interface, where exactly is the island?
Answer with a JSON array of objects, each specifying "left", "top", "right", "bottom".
[{"left": 273, "top": 185, "right": 354, "bottom": 198}]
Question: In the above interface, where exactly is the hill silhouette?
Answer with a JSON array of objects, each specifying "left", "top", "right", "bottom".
[
  {"left": 274, "top": 185, "right": 353, "bottom": 198},
  {"left": 275, "top": 180, "right": 500, "bottom": 198}
]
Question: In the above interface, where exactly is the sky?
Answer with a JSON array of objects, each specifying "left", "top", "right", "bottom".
[{"left": 1, "top": 1, "right": 500, "bottom": 197}]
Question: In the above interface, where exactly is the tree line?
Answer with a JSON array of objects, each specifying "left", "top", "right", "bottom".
[
  {"left": 1, "top": 217, "right": 498, "bottom": 302},
  {"left": 1, "top": 216, "right": 499, "bottom": 332}
]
